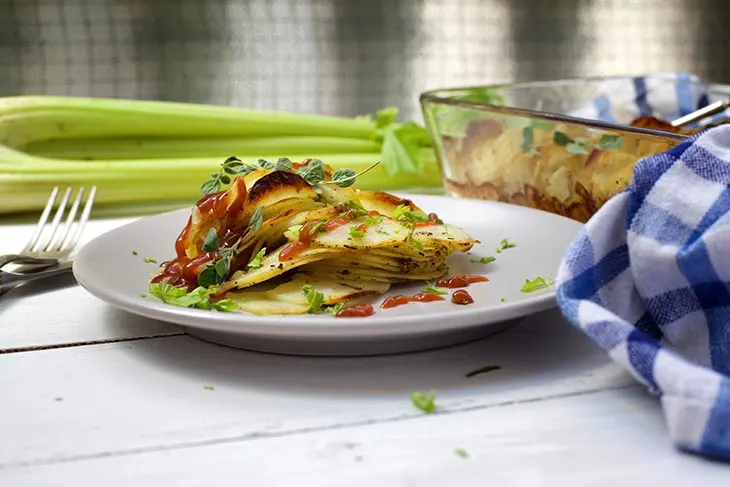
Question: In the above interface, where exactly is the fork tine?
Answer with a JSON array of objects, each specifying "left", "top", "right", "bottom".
[
  {"left": 41, "top": 187, "right": 72, "bottom": 252},
  {"left": 56, "top": 188, "right": 85, "bottom": 252},
  {"left": 23, "top": 187, "right": 59, "bottom": 253},
  {"left": 63, "top": 186, "right": 96, "bottom": 253}
]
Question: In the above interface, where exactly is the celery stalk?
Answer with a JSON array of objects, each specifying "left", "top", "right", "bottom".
[{"left": 23, "top": 136, "right": 381, "bottom": 160}]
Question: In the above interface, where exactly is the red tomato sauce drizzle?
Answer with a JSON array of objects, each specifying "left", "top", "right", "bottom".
[
  {"left": 279, "top": 208, "right": 377, "bottom": 262},
  {"left": 435, "top": 274, "right": 489, "bottom": 289},
  {"left": 380, "top": 292, "right": 445, "bottom": 309},
  {"left": 451, "top": 289, "right": 474, "bottom": 305},
  {"left": 152, "top": 181, "right": 248, "bottom": 290},
  {"left": 335, "top": 304, "right": 375, "bottom": 318}
]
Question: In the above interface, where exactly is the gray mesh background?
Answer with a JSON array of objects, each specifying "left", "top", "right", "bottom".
[{"left": 1, "top": 0, "right": 729, "bottom": 121}]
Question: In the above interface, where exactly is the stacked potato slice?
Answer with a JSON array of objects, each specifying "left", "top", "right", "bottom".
[{"left": 162, "top": 164, "right": 478, "bottom": 315}]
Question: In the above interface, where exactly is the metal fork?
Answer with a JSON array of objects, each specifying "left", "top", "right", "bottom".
[{"left": 0, "top": 186, "right": 97, "bottom": 271}]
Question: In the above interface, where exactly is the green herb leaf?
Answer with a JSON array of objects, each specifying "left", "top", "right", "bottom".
[
  {"left": 302, "top": 284, "right": 325, "bottom": 313},
  {"left": 197, "top": 265, "right": 218, "bottom": 288},
  {"left": 148, "top": 283, "right": 237, "bottom": 313},
  {"left": 309, "top": 221, "right": 327, "bottom": 235},
  {"left": 202, "top": 227, "right": 220, "bottom": 253},
  {"left": 465, "top": 365, "right": 501, "bottom": 378},
  {"left": 214, "top": 257, "right": 230, "bottom": 279},
  {"left": 203, "top": 385, "right": 215, "bottom": 391},
  {"left": 455, "top": 448, "right": 469, "bottom": 459},
  {"left": 408, "top": 225, "right": 423, "bottom": 250},
  {"left": 200, "top": 179, "right": 221, "bottom": 196},
  {"left": 500, "top": 297, "right": 506, "bottom": 303},
  {"left": 496, "top": 238, "right": 516, "bottom": 253},
  {"left": 275, "top": 157, "right": 293, "bottom": 171},
  {"left": 366, "top": 214, "right": 384, "bottom": 225},
  {"left": 258, "top": 158, "right": 275, "bottom": 170},
  {"left": 521, "top": 126, "right": 534, "bottom": 153},
  {"left": 212, "top": 298, "right": 237, "bottom": 312},
  {"left": 553, "top": 131, "right": 573, "bottom": 146},
  {"left": 598, "top": 134, "right": 623, "bottom": 150},
  {"left": 349, "top": 226, "right": 365, "bottom": 238},
  {"left": 471, "top": 256, "right": 496, "bottom": 264},
  {"left": 249, "top": 207, "right": 264, "bottom": 231},
  {"left": 248, "top": 247, "right": 266, "bottom": 269},
  {"left": 331, "top": 168, "right": 357, "bottom": 188},
  {"left": 325, "top": 301, "right": 345, "bottom": 316},
  {"left": 422, "top": 283, "right": 448, "bottom": 295},
  {"left": 565, "top": 142, "right": 589, "bottom": 155},
  {"left": 297, "top": 159, "right": 326, "bottom": 185},
  {"left": 520, "top": 276, "right": 553, "bottom": 293},
  {"left": 410, "top": 390, "right": 437, "bottom": 414},
  {"left": 132, "top": 250, "right": 138, "bottom": 256},
  {"left": 143, "top": 257, "right": 157, "bottom": 264},
  {"left": 392, "top": 204, "right": 410, "bottom": 220}
]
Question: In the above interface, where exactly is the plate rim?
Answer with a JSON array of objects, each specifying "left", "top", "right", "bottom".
[{"left": 72, "top": 194, "right": 582, "bottom": 337}]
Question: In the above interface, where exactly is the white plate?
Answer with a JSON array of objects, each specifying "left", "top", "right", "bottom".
[{"left": 73, "top": 195, "right": 583, "bottom": 356}]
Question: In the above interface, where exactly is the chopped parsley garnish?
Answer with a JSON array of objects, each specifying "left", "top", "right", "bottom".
[
  {"left": 455, "top": 448, "right": 469, "bottom": 459},
  {"left": 495, "top": 238, "right": 516, "bottom": 253},
  {"left": 411, "top": 390, "right": 437, "bottom": 414},
  {"left": 553, "top": 131, "right": 589, "bottom": 155},
  {"left": 521, "top": 126, "right": 537, "bottom": 155},
  {"left": 422, "top": 283, "right": 448, "bottom": 295},
  {"left": 143, "top": 257, "right": 157, "bottom": 264},
  {"left": 302, "top": 284, "right": 325, "bottom": 313},
  {"left": 407, "top": 225, "right": 423, "bottom": 250},
  {"left": 248, "top": 247, "right": 266, "bottom": 269},
  {"left": 472, "top": 255, "right": 496, "bottom": 264},
  {"left": 249, "top": 207, "right": 264, "bottom": 231},
  {"left": 366, "top": 214, "right": 384, "bottom": 225},
  {"left": 465, "top": 365, "right": 501, "bottom": 378},
  {"left": 349, "top": 225, "right": 365, "bottom": 238},
  {"left": 520, "top": 276, "right": 553, "bottom": 293},
  {"left": 309, "top": 221, "right": 327, "bottom": 235},
  {"left": 132, "top": 250, "right": 138, "bottom": 256},
  {"left": 203, "top": 385, "right": 215, "bottom": 391},
  {"left": 149, "top": 282, "right": 236, "bottom": 312},
  {"left": 392, "top": 204, "right": 438, "bottom": 224},
  {"left": 375, "top": 228, "right": 390, "bottom": 236},
  {"left": 500, "top": 297, "right": 506, "bottom": 303},
  {"left": 598, "top": 134, "right": 623, "bottom": 150},
  {"left": 325, "top": 301, "right": 345, "bottom": 316}
]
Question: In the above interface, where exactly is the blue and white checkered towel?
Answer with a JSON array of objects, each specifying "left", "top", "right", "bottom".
[{"left": 556, "top": 125, "right": 730, "bottom": 460}]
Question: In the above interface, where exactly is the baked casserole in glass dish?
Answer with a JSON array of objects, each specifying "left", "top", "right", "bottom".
[{"left": 420, "top": 74, "right": 730, "bottom": 222}]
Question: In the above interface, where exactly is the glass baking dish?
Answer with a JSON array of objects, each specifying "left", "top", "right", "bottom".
[{"left": 420, "top": 74, "right": 730, "bottom": 222}]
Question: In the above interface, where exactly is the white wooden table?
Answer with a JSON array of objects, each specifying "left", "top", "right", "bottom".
[{"left": 1, "top": 217, "right": 728, "bottom": 486}]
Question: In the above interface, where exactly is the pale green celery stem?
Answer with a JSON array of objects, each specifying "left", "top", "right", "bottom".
[
  {"left": 0, "top": 152, "right": 443, "bottom": 215},
  {"left": 0, "top": 100, "right": 377, "bottom": 147},
  {"left": 23, "top": 136, "right": 382, "bottom": 160}
]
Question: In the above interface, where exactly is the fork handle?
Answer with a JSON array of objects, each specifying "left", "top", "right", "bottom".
[
  {"left": 0, "top": 265, "right": 73, "bottom": 293},
  {"left": 0, "top": 254, "right": 58, "bottom": 270}
]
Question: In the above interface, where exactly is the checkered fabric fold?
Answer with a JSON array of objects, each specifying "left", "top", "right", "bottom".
[{"left": 556, "top": 125, "right": 730, "bottom": 460}]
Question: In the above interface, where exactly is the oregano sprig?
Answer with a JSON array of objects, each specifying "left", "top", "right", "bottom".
[{"left": 198, "top": 227, "right": 238, "bottom": 288}]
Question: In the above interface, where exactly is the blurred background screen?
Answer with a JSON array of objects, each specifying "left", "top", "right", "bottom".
[{"left": 1, "top": 0, "right": 728, "bottom": 121}]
